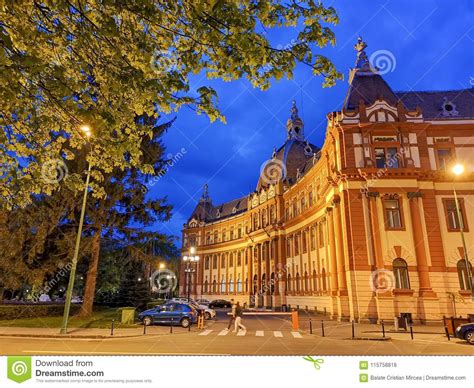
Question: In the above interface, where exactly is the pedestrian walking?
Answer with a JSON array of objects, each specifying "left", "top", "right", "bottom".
[
  {"left": 227, "top": 299, "right": 236, "bottom": 330},
  {"left": 233, "top": 301, "right": 246, "bottom": 332}
]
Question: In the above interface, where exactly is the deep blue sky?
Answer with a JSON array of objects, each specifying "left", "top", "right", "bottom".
[{"left": 150, "top": 0, "right": 474, "bottom": 244}]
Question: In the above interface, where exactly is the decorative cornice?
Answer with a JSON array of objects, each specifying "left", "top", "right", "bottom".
[{"left": 407, "top": 191, "right": 423, "bottom": 199}]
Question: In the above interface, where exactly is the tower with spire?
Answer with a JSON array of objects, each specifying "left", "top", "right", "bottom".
[{"left": 286, "top": 100, "right": 305, "bottom": 141}]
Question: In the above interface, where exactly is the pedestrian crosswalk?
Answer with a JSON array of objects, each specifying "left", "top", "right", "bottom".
[{"left": 197, "top": 329, "right": 303, "bottom": 338}]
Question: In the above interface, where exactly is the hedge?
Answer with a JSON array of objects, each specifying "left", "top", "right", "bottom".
[{"left": 0, "top": 304, "right": 81, "bottom": 320}]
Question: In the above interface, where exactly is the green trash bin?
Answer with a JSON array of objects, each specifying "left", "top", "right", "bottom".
[{"left": 120, "top": 307, "right": 136, "bottom": 324}]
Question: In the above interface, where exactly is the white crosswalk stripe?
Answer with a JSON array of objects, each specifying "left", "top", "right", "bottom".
[
  {"left": 291, "top": 331, "right": 302, "bottom": 338},
  {"left": 199, "top": 330, "right": 213, "bottom": 336},
  {"left": 256, "top": 330, "right": 264, "bottom": 337},
  {"left": 237, "top": 330, "right": 246, "bottom": 336},
  {"left": 218, "top": 329, "right": 229, "bottom": 336},
  {"left": 273, "top": 331, "right": 283, "bottom": 337}
]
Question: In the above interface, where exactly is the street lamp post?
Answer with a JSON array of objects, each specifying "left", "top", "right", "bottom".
[
  {"left": 183, "top": 247, "right": 199, "bottom": 302},
  {"left": 60, "top": 125, "right": 92, "bottom": 334},
  {"left": 452, "top": 163, "right": 473, "bottom": 294}
]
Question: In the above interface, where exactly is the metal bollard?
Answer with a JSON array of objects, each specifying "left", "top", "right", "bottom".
[
  {"left": 188, "top": 320, "right": 191, "bottom": 332},
  {"left": 170, "top": 318, "right": 173, "bottom": 333},
  {"left": 409, "top": 324, "right": 414, "bottom": 340},
  {"left": 321, "top": 320, "right": 325, "bottom": 337},
  {"left": 309, "top": 318, "right": 313, "bottom": 334},
  {"left": 110, "top": 319, "right": 115, "bottom": 336},
  {"left": 381, "top": 320, "right": 385, "bottom": 338},
  {"left": 352, "top": 320, "right": 355, "bottom": 339},
  {"left": 324, "top": 307, "right": 327, "bottom": 316},
  {"left": 143, "top": 322, "right": 147, "bottom": 335},
  {"left": 444, "top": 326, "right": 450, "bottom": 341}
]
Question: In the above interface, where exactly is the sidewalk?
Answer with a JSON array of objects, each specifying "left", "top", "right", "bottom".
[{"left": 0, "top": 325, "right": 192, "bottom": 339}]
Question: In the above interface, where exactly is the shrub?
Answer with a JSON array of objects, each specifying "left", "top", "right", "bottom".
[{"left": 0, "top": 304, "right": 81, "bottom": 320}]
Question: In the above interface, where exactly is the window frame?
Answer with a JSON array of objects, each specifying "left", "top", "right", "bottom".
[
  {"left": 443, "top": 198, "right": 469, "bottom": 232},
  {"left": 393, "top": 258, "right": 410, "bottom": 290},
  {"left": 382, "top": 196, "right": 405, "bottom": 231}
]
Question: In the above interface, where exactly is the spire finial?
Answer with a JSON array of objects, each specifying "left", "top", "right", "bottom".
[
  {"left": 291, "top": 100, "right": 299, "bottom": 121},
  {"left": 200, "top": 183, "right": 210, "bottom": 202},
  {"left": 354, "top": 37, "right": 370, "bottom": 70}
]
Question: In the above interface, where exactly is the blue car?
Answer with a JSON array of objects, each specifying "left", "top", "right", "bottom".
[
  {"left": 455, "top": 323, "right": 474, "bottom": 345},
  {"left": 138, "top": 302, "right": 197, "bottom": 328}
]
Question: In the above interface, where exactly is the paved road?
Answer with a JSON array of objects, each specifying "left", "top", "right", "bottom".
[{"left": 0, "top": 310, "right": 472, "bottom": 356}]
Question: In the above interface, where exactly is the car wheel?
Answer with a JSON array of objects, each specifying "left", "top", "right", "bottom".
[
  {"left": 204, "top": 312, "right": 211, "bottom": 320},
  {"left": 143, "top": 316, "right": 153, "bottom": 326},
  {"left": 465, "top": 330, "right": 474, "bottom": 344},
  {"left": 181, "top": 317, "right": 191, "bottom": 328}
]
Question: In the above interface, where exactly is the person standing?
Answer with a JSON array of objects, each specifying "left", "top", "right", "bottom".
[
  {"left": 227, "top": 299, "right": 236, "bottom": 330},
  {"left": 233, "top": 301, "right": 246, "bottom": 333}
]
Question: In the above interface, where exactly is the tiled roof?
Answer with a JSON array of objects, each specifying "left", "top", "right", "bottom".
[{"left": 395, "top": 88, "right": 474, "bottom": 119}]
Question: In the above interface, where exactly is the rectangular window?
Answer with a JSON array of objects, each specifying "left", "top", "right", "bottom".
[
  {"left": 294, "top": 235, "right": 299, "bottom": 255},
  {"left": 375, "top": 147, "right": 399, "bottom": 168},
  {"left": 437, "top": 148, "right": 452, "bottom": 170},
  {"left": 444, "top": 199, "right": 468, "bottom": 231},
  {"left": 318, "top": 224, "right": 324, "bottom": 247},
  {"left": 384, "top": 199, "right": 403, "bottom": 229},
  {"left": 213, "top": 256, "right": 217, "bottom": 269},
  {"left": 302, "top": 232, "right": 307, "bottom": 254},
  {"left": 310, "top": 227, "right": 316, "bottom": 250},
  {"left": 375, "top": 148, "right": 386, "bottom": 168},
  {"left": 286, "top": 239, "right": 291, "bottom": 256},
  {"left": 308, "top": 191, "right": 313, "bottom": 207}
]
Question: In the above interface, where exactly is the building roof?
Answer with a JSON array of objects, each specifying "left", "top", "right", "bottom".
[
  {"left": 256, "top": 139, "right": 320, "bottom": 190},
  {"left": 395, "top": 88, "right": 474, "bottom": 119}
]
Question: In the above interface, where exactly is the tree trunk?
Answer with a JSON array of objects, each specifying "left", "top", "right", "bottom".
[{"left": 77, "top": 224, "right": 102, "bottom": 317}]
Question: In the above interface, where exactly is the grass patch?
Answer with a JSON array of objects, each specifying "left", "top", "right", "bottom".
[{"left": 0, "top": 308, "right": 138, "bottom": 329}]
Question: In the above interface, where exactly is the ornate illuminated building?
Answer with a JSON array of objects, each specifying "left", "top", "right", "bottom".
[{"left": 179, "top": 39, "right": 474, "bottom": 322}]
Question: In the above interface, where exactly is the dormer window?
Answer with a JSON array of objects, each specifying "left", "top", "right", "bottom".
[{"left": 441, "top": 98, "right": 458, "bottom": 117}]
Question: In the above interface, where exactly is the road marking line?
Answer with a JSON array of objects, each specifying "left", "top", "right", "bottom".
[
  {"left": 273, "top": 331, "right": 283, "bottom": 337},
  {"left": 256, "top": 330, "right": 264, "bottom": 337},
  {"left": 218, "top": 329, "right": 229, "bottom": 336},
  {"left": 237, "top": 330, "right": 246, "bottom": 336},
  {"left": 291, "top": 331, "right": 302, "bottom": 338},
  {"left": 199, "top": 330, "right": 213, "bottom": 336}
]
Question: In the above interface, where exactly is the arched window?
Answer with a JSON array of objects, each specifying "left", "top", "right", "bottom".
[
  {"left": 261, "top": 274, "right": 266, "bottom": 294},
  {"left": 237, "top": 252, "right": 242, "bottom": 266},
  {"left": 312, "top": 270, "right": 317, "bottom": 291},
  {"left": 270, "top": 272, "right": 275, "bottom": 295},
  {"left": 205, "top": 256, "right": 210, "bottom": 270},
  {"left": 393, "top": 258, "right": 410, "bottom": 289},
  {"left": 229, "top": 253, "right": 233, "bottom": 267},
  {"left": 212, "top": 279, "right": 217, "bottom": 293},
  {"left": 237, "top": 275, "right": 242, "bottom": 292},
  {"left": 296, "top": 272, "right": 300, "bottom": 292},
  {"left": 321, "top": 268, "right": 327, "bottom": 291},
  {"left": 457, "top": 260, "right": 472, "bottom": 290},
  {"left": 204, "top": 280, "right": 209, "bottom": 293},
  {"left": 229, "top": 275, "right": 234, "bottom": 292},
  {"left": 287, "top": 274, "right": 292, "bottom": 293},
  {"left": 253, "top": 274, "right": 258, "bottom": 294},
  {"left": 304, "top": 271, "right": 309, "bottom": 292},
  {"left": 220, "top": 276, "right": 225, "bottom": 293}
]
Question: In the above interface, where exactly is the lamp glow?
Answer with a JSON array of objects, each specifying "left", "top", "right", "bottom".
[{"left": 452, "top": 164, "right": 465, "bottom": 176}]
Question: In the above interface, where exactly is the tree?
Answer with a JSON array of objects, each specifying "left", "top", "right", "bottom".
[
  {"left": 117, "top": 261, "right": 150, "bottom": 309},
  {"left": 1, "top": 1, "right": 341, "bottom": 208}
]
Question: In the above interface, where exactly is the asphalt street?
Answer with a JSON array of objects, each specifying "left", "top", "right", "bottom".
[{"left": 0, "top": 310, "right": 472, "bottom": 356}]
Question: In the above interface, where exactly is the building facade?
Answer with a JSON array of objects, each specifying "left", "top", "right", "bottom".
[{"left": 180, "top": 39, "right": 474, "bottom": 322}]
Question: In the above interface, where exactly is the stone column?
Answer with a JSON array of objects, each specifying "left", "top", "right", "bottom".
[
  {"left": 247, "top": 246, "right": 253, "bottom": 307},
  {"left": 327, "top": 207, "right": 339, "bottom": 293},
  {"left": 333, "top": 197, "right": 348, "bottom": 294},
  {"left": 407, "top": 192, "right": 436, "bottom": 297},
  {"left": 265, "top": 241, "right": 271, "bottom": 308},
  {"left": 257, "top": 244, "right": 262, "bottom": 307}
]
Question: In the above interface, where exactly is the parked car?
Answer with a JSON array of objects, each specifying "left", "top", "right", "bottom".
[
  {"left": 187, "top": 301, "right": 216, "bottom": 320},
  {"left": 455, "top": 322, "right": 474, "bottom": 344},
  {"left": 209, "top": 299, "right": 232, "bottom": 308},
  {"left": 138, "top": 302, "right": 197, "bottom": 328},
  {"left": 196, "top": 298, "right": 210, "bottom": 306}
]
